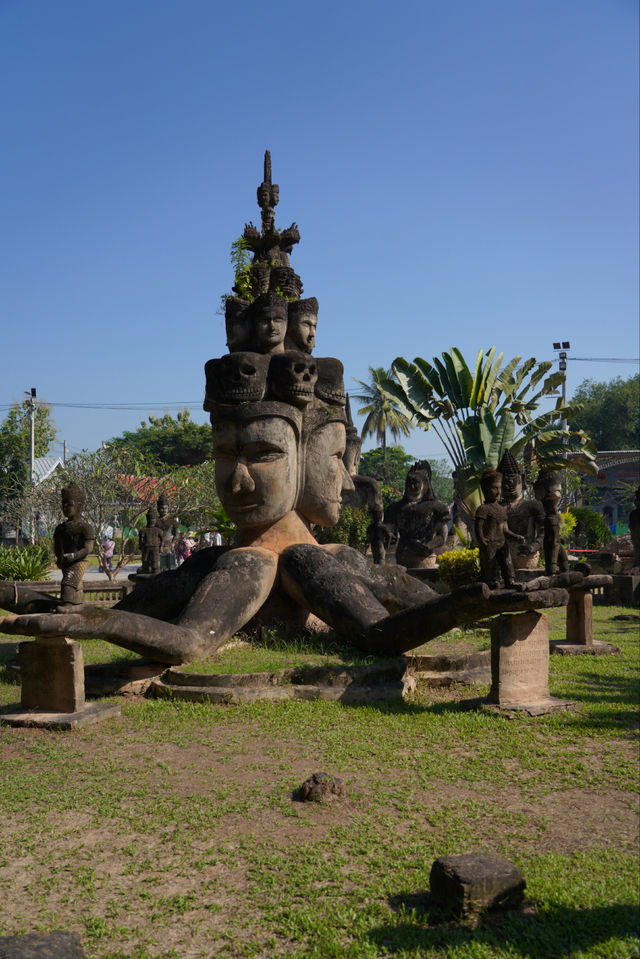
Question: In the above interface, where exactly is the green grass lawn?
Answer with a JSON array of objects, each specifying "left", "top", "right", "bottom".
[{"left": 0, "top": 604, "right": 637, "bottom": 958}]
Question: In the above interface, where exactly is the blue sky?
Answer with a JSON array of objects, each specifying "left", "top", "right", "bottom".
[{"left": 1, "top": 0, "right": 637, "bottom": 465}]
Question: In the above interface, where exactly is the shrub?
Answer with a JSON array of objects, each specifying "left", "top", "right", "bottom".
[
  {"left": 438, "top": 548, "right": 480, "bottom": 588},
  {"left": 315, "top": 506, "right": 370, "bottom": 551},
  {"left": 0, "top": 544, "right": 52, "bottom": 581},
  {"left": 568, "top": 507, "right": 614, "bottom": 549}
]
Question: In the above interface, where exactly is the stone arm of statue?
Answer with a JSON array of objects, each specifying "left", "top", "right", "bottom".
[
  {"left": 279, "top": 223, "right": 300, "bottom": 251},
  {"left": 242, "top": 223, "right": 262, "bottom": 250}
]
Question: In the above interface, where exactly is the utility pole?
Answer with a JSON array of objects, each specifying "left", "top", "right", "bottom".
[{"left": 63, "top": 439, "right": 68, "bottom": 464}]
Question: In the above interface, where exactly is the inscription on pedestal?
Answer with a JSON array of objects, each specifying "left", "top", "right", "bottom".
[
  {"left": 18, "top": 637, "right": 85, "bottom": 713},
  {"left": 489, "top": 611, "right": 549, "bottom": 706}
]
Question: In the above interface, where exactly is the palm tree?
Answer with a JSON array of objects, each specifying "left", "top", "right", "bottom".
[{"left": 351, "top": 366, "right": 413, "bottom": 462}]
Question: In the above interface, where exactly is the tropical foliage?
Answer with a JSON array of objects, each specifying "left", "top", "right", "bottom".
[
  {"left": 0, "top": 543, "right": 52, "bottom": 581},
  {"left": 379, "top": 347, "right": 596, "bottom": 511},
  {"left": 351, "top": 367, "right": 413, "bottom": 461},
  {"left": 0, "top": 398, "right": 57, "bottom": 507}
]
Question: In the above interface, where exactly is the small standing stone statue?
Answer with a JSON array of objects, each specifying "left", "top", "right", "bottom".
[
  {"left": 385, "top": 461, "right": 450, "bottom": 568},
  {"left": 157, "top": 493, "right": 178, "bottom": 571},
  {"left": 498, "top": 449, "right": 544, "bottom": 568},
  {"left": 138, "top": 506, "right": 163, "bottom": 575},
  {"left": 53, "top": 483, "right": 94, "bottom": 607},
  {"left": 474, "top": 470, "right": 524, "bottom": 590},
  {"left": 366, "top": 505, "right": 392, "bottom": 565},
  {"left": 533, "top": 472, "right": 569, "bottom": 575},
  {"left": 629, "top": 486, "right": 640, "bottom": 571}
]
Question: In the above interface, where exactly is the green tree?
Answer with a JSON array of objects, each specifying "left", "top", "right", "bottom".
[
  {"left": 358, "top": 445, "right": 414, "bottom": 489},
  {"left": 0, "top": 398, "right": 57, "bottom": 506},
  {"left": 20, "top": 448, "right": 221, "bottom": 579},
  {"left": 352, "top": 367, "right": 413, "bottom": 461},
  {"left": 569, "top": 374, "right": 639, "bottom": 450},
  {"left": 109, "top": 410, "right": 212, "bottom": 467},
  {"left": 380, "top": 347, "right": 596, "bottom": 512}
]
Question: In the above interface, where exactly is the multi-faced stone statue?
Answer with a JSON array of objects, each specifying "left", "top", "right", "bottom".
[
  {"left": 474, "top": 470, "right": 525, "bottom": 589},
  {"left": 385, "top": 461, "right": 450, "bottom": 569},
  {"left": 53, "top": 483, "right": 94, "bottom": 606},
  {"left": 285, "top": 298, "right": 318, "bottom": 353},
  {"left": 0, "top": 152, "right": 577, "bottom": 665}
]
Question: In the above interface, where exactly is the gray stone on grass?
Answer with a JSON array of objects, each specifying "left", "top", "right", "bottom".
[
  {"left": 429, "top": 853, "right": 525, "bottom": 916},
  {"left": 0, "top": 931, "right": 85, "bottom": 958},
  {"left": 295, "top": 772, "right": 347, "bottom": 803}
]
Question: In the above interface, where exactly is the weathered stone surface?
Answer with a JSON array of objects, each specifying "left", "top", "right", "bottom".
[
  {"left": 385, "top": 461, "right": 451, "bottom": 569},
  {"left": 0, "top": 701, "right": 121, "bottom": 729},
  {"left": 19, "top": 638, "right": 84, "bottom": 713},
  {"left": 550, "top": 640, "right": 620, "bottom": 656},
  {"left": 149, "top": 658, "right": 413, "bottom": 705},
  {"left": 295, "top": 772, "right": 347, "bottom": 803},
  {"left": 0, "top": 931, "right": 86, "bottom": 958},
  {"left": 53, "top": 484, "right": 93, "bottom": 606},
  {"left": 603, "top": 574, "right": 640, "bottom": 608},
  {"left": 429, "top": 853, "right": 525, "bottom": 915},
  {"left": 405, "top": 649, "right": 491, "bottom": 687},
  {"left": 566, "top": 590, "right": 593, "bottom": 646},
  {"left": 487, "top": 612, "right": 576, "bottom": 714}
]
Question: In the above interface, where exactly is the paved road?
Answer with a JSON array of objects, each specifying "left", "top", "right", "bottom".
[{"left": 46, "top": 564, "right": 139, "bottom": 583}]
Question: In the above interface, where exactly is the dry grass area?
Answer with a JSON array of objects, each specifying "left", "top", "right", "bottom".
[{"left": 0, "top": 606, "right": 638, "bottom": 958}]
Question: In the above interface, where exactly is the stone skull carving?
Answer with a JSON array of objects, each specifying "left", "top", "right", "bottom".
[
  {"left": 269, "top": 351, "right": 318, "bottom": 408},
  {"left": 315, "top": 357, "right": 346, "bottom": 407},
  {"left": 203, "top": 352, "right": 269, "bottom": 409}
]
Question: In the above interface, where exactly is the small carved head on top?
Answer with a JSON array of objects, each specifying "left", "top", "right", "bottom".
[
  {"left": 250, "top": 292, "right": 288, "bottom": 354},
  {"left": 268, "top": 352, "right": 318, "bottom": 408},
  {"left": 286, "top": 297, "right": 318, "bottom": 353},
  {"left": 225, "top": 297, "right": 252, "bottom": 352}
]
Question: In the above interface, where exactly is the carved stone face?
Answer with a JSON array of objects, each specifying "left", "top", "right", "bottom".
[
  {"left": 286, "top": 314, "right": 317, "bottom": 353},
  {"left": 225, "top": 311, "right": 252, "bottom": 352},
  {"left": 206, "top": 353, "right": 269, "bottom": 405},
  {"left": 405, "top": 471, "right": 432, "bottom": 502},
  {"left": 255, "top": 311, "right": 287, "bottom": 354},
  {"left": 299, "top": 422, "right": 354, "bottom": 527},
  {"left": 482, "top": 475, "right": 502, "bottom": 504},
  {"left": 212, "top": 417, "right": 298, "bottom": 529},
  {"left": 269, "top": 352, "right": 318, "bottom": 408},
  {"left": 61, "top": 493, "right": 79, "bottom": 520},
  {"left": 343, "top": 432, "right": 362, "bottom": 477},
  {"left": 501, "top": 472, "right": 523, "bottom": 504}
]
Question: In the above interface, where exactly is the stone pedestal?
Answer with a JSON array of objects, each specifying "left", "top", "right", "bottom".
[
  {"left": 486, "top": 612, "right": 575, "bottom": 715},
  {"left": 550, "top": 591, "right": 620, "bottom": 656},
  {"left": 602, "top": 574, "right": 640, "bottom": 608},
  {"left": 1, "top": 637, "right": 121, "bottom": 729},
  {"left": 429, "top": 853, "right": 525, "bottom": 917}
]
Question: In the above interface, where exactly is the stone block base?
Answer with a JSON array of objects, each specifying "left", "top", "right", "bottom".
[
  {"left": 19, "top": 637, "right": 85, "bottom": 713},
  {"left": 550, "top": 639, "right": 620, "bottom": 656},
  {"left": 1, "top": 701, "right": 121, "bottom": 729},
  {"left": 429, "top": 853, "right": 525, "bottom": 916}
]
